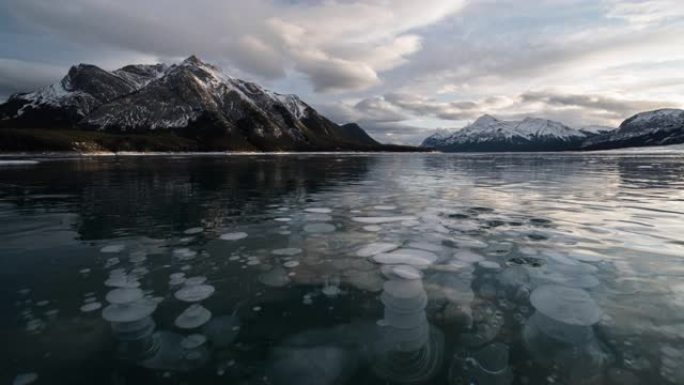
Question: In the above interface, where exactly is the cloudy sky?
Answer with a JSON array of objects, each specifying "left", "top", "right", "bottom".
[{"left": 1, "top": 0, "right": 683, "bottom": 143}]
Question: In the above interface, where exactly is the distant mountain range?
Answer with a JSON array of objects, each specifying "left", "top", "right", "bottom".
[
  {"left": 581, "top": 109, "right": 684, "bottom": 151},
  {"left": 421, "top": 109, "right": 684, "bottom": 152},
  {"left": 0, "top": 56, "right": 418, "bottom": 152}
]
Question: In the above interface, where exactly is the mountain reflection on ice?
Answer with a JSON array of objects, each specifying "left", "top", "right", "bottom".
[{"left": 1, "top": 153, "right": 684, "bottom": 385}]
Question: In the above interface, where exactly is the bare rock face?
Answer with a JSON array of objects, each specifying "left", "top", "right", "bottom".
[{"left": 0, "top": 56, "right": 381, "bottom": 151}]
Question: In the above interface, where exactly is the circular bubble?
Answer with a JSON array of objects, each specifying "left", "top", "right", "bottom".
[
  {"left": 356, "top": 242, "right": 400, "bottom": 257},
  {"left": 100, "top": 244, "right": 125, "bottom": 253},
  {"left": 530, "top": 285, "right": 602, "bottom": 326},
  {"left": 175, "top": 284, "right": 215, "bottom": 302},
  {"left": 80, "top": 302, "right": 102, "bottom": 313},
  {"left": 106, "top": 288, "right": 144, "bottom": 305},
  {"left": 305, "top": 208, "right": 332, "bottom": 214},
  {"left": 372, "top": 249, "right": 438, "bottom": 268},
  {"left": 272, "top": 248, "right": 303, "bottom": 256},
  {"left": 180, "top": 334, "right": 207, "bottom": 349},
  {"left": 184, "top": 227, "right": 204, "bottom": 235},
  {"left": 175, "top": 304, "right": 212, "bottom": 329},
  {"left": 102, "top": 299, "right": 157, "bottom": 323},
  {"left": 184, "top": 276, "right": 207, "bottom": 286},
  {"left": 220, "top": 232, "right": 248, "bottom": 241}
]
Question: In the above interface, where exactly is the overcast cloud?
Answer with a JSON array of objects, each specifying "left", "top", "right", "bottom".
[{"left": 1, "top": 0, "right": 682, "bottom": 144}]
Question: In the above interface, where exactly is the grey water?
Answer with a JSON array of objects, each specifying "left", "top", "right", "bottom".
[{"left": 1, "top": 153, "right": 683, "bottom": 385}]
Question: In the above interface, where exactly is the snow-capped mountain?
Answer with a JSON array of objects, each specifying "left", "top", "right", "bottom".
[
  {"left": 579, "top": 125, "right": 615, "bottom": 135},
  {"left": 421, "top": 115, "right": 591, "bottom": 152},
  {"left": 582, "top": 109, "right": 684, "bottom": 150},
  {"left": 0, "top": 56, "right": 381, "bottom": 151}
]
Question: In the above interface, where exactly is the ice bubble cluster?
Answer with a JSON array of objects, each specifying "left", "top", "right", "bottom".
[
  {"left": 184, "top": 276, "right": 207, "bottom": 286},
  {"left": 180, "top": 334, "right": 207, "bottom": 349},
  {"left": 175, "top": 304, "right": 212, "bottom": 329},
  {"left": 106, "top": 288, "right": 144, "bottom": 305},
  {"left": 184, "top": 227, "right": 204, "bottom": 235},
  {"left": 100, "top": 244, "right": 126, "bottom": 253},
  {"left": 220, "top": 232, "right": 248, "bottom": 241},
  {"left": 453, "top": 250, "right": 485, "bottom": 263},
  {"left": 169, "top": 272, "right": 186, "bottom": 286},
  {"left": 175, "top": 284, "right": 215, "bottom": 303},
  {"left": 102, "top": 299, "right": 157, "bottom": 323},
  {"left": 407, "top": 242, "right": 442, "bottom": 253},
  {"left": 372, "top": 248, "right": 438, "bottom": 268},
  {"left": 104, "top": 270, "right": 140, "bottom": 288},
  {"left": 80, "top": 302, "right": 102, "bottom": 313},
  {"left": 530, "top": 285, "right": 601, "bottom": 326},
  {"left": 352, "top": 216, "right": 416, "bottom": 224},
  {"left": 173, "top": 248, "right": 198, "bottom": 260},
  {"left": 259, "top": 267, "right": 291, "bottom": 287},
  {"left": 12, "top": 373, "right": 38, "bottom": 385},
  {"left": 272, "top": 248, "right": 303, "bottom": 256},
  {"left": 363, "top": 225, "right": 382, "bottom": 232},
  {"left": 386, "top": 265, "right": 423, "bottom": 280},
  {"left": 104, "top": 257, "right": 120, "bottom": 268},
  {"left": 305, "top": 207, "right": 332, "bottom": 214},
  {"left": 356, "top": 242, "right": 400, "bottom": 257},
  {"left": 661, "top": 345, "right": 684, "bottom": 384}
]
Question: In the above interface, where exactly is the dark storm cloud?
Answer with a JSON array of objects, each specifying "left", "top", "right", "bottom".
[{"left": 0, "top": 59, "right": 64, "bottom": 99}]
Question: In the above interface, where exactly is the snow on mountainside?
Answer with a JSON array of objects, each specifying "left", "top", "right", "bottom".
[
  {"left": 422, "top": 115, "right": 590, "bottom": 152},
  {"left": 579, "top": 125, "right": 615, "bottom": 135},
  {"left": 0, "top": 56, "right": 383, "bottom": 151},
  {"left": 9, "top": 64, "right": 166, "bottom": 118},
  {"left": 582, "top": 109, "right": 684, "bottom": 150}
]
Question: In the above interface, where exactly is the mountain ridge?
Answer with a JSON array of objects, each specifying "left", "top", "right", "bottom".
[
  {"left": 422, "top": 109, "right": 684, "bottom": 152},
  {"left": 421, "top": 115, "right": 596, "bottom": 152},
  {"left": 0, "top": 56, "right": 423, "bottom": 152}
]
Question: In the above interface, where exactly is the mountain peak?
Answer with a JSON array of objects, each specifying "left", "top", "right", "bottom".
[
  {"left": 183, "top": 55, "right": 204, "bottom": 65},
  {"left": 474, "top": 114, "right": 499, "bottom": 125},
  {"left": 0, "top": 56, "right": 385, "bottom": 151}
]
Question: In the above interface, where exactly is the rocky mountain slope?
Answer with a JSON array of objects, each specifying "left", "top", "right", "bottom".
[
  {"left": 0, "top": 56, "right": 394, "bottom": 152},
  {"left": 421, "top": 115, "right": 597, "bottom": 152},
  {"left": 581, "top": 109, "right": 684, "bottom": 150}
]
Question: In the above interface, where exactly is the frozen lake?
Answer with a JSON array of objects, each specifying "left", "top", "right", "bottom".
[{"left": 1, "top": 153, "right": 683, "bottom": 385}]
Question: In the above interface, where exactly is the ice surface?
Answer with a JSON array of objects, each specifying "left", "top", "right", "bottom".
[
  {"left": 303, "top": 223, "right": 336, "bottom": 233},
  {"left": 272, "top": 248, "right": 303, "bottom": 256},
  {"left": 12, "top": 373, "right": 38, "bottom": 385}
]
